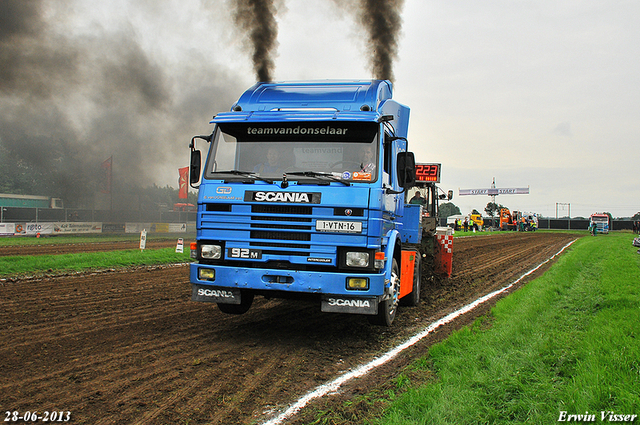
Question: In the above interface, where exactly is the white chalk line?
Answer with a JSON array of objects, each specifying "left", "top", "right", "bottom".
[{"left": 260, "top": 239, "right": 578, "bottom": 425}]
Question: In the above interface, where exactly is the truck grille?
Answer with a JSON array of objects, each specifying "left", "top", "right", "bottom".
[
  {"left": 252, "top": 205, "right": 312, "bottom": 215},
  {"left": 200, "top": 202, "right": 365, "bottom": 261},
  {"left": 249, "top": 204, "right": 313, "bottom": 249},
  {"left": 250, "top": 230, "right": 311, "bottom": 242}
]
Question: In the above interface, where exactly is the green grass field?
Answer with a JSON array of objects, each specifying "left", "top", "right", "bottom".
[
  {"left": 372, "top": 232, "right": 640, "bottom": 424},
  {"left": 0, "top": 248, "right": 191, "bottom": 278},
  {"left": 0, "top": 232, "right": 194, "bottom": 246},
  {"left": 0, "top": 239, "right": 193, "bottom": 278},
  {"left": 0, "top": 233, "right": 194, "bottom": 278}
]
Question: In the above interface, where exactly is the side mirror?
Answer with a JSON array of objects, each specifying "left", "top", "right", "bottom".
[
  {"left": 189, "top": 149, "right": 202, "bottom": 187},
  {"left": 189, "top": 134, "right": 212, "bottom": 188},
  {"left": 397, "top": 151, "right": 416, "bottom": 189}
]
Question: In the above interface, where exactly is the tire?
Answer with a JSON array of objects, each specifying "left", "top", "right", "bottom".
[
  {"left": 400, "top": 253, "right": 421, "bottom": 307},
  {"left": 217, "top": 291, "right": 254, "bottom": 315},
  {"left": 369, "top": 258, "right": 400, "bottom": 326}
]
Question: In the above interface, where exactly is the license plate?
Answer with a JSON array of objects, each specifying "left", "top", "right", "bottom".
[{"left": 316, "top": 220, "right": 362, "bottom": 233}]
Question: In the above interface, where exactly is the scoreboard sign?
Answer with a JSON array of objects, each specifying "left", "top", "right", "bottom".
[{"left": 415, "top": 163, "right": 441, "bottom": 183}]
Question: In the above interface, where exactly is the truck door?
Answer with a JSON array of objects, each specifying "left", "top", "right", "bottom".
[{"left": 382, "top": 132, "right": 404, "bottom": 228}]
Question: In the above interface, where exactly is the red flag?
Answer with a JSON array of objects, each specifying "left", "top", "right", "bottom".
[
  {"left": 100, "top": 156, "right": 112, "bottom": 194},
  {"left": 178, "top": 166, "right": 189, "bottom": 199}
]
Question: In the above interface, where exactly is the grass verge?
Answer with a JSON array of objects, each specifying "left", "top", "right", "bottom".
[
  {"left": 373, "top": 232, "right": 640, "bottom": 424},
  {"left": 0, "top": 232, "right": 195, "bottom": 246},
  {"left": 0, "top": 248, "right": 191, "bottom": 278}
]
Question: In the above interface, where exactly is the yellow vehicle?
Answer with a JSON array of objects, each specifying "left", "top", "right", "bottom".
[
  {"left": 469, "top": 214, "right": 484, "bottom": 229},
  {"left": 447, "top": 213, "right": 484, "bottom": 231}
]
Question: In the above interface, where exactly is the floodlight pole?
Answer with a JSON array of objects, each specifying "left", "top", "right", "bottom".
[{"left": 556, "top": 203, "right": 570, "bottom": 219}]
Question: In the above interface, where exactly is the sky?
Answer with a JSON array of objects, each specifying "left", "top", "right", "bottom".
[{"left": 1, "top": 0, "right": 638, "bottom": 218}]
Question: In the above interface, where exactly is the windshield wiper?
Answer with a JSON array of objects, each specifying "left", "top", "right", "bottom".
[
  {"left": 285, "top": 171, "right": 350, "bottom": 186},
  {"left": 215, "top": 170, "right": 274, "bottom": 184}
]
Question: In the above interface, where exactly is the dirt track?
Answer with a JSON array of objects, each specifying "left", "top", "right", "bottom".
[{"left": 0, "top": 232, "right": 577, "bottom": 424}]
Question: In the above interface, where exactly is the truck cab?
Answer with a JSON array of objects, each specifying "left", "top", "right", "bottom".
[
  {"left": 188, "top": 80, "right": 421, "bottom": 325},
  {"left": 590, "top": 213, "right": 610, "bottom": 234}
]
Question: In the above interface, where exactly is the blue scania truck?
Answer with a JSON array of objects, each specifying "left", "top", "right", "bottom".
[{"left": 188, "top": 80, "right": 445, "bottom": 326}]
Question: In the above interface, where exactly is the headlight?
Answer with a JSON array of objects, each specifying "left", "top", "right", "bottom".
[
  {"left": 201, "top": 244, "right": 222, "bottom": 259},
  {"left": 346, "top": 251, "right": 370, "bottom": 268},
  {"left": 347, "top": 277, "right": 369, "bottom": 290},
  {"left": 198, "top": 268, "right": 215, "bottom": 280}
]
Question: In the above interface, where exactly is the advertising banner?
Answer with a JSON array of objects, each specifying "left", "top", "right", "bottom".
[
  {"left": 25, "top": 223, "right": 55, "bottom": 235},
  {"left": 126, "top": 223, "right": 186, "bottom": 233},
  {"left": 53, "top": 222, "right": 103, "bottom": 234},
  {"left": 126, "top": 223, "right": 150, "bottom": 234},
  {"left": 102, "top": 223, "right": 126, "bottom": 233},
  {"left": 0, "top": 223, "right": 15, "bottom": 236},
  {"left": 151, "top": 223, "right": 170, "bottom": 233},
  {"left": 459, "top": 187, "right": 530, "bottom": 196},
  {"left": 168, "top": 223, "right": 187, "bottom": 233}
]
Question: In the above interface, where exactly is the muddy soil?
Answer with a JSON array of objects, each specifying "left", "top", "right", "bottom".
[{"left": 0, "top": 232, "right": 577, "bottom": 424}]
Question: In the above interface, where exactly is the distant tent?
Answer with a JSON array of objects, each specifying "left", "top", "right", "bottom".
[{"left": 173, "top": 203, "right": 195, "bottom": 212}]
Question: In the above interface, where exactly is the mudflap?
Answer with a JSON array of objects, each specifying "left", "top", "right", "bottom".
[
  {"left": 399, "top": 250, "right": 417, "bottom": 299},
  {"left": 192, "top": 284, "right": 242, "bottom": 304},
  {"left": 321, "top": 295, "right": 378, "bottom": 315}
]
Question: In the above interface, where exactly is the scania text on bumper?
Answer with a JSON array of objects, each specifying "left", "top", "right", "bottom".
[
  {"left": 192, "top": 285, "right": 242, "bottom": 304},
  {"left": 321, "top": 296, "right": 378, "bottom": 315}
]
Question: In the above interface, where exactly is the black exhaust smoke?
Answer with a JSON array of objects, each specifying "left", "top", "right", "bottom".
[
  {"left": 231, "top": 0, "right": 280, "bottom": 82},
  {"left": 0, "top": 0, "right": 405, "bottom": 208},
  {"left": 0, "top": 1, "right": 241, "bottom": 207},
  {"left": 357, "top": 0, "right": 405, "bottom": 82},
  {"left": 0, "top": 0, "right": 78, "bottom": 98},
  {"left": 332, "top": 0, "right": 405, "bottom": 82}
]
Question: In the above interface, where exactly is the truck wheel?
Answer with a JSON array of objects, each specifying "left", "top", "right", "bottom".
[
  {"left": 369, "top": 258, "right": 400, "bottom": 326},
  {"left": 217, "top": 291, "right": 254, "bottom": 315},
  {"left": 400, "top": 254, "right": 421, "bottom": 307}
]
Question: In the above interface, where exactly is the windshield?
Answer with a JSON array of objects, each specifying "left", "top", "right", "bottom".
[{"left": 205, "top": 121, "right": 379, "bottom": 182}]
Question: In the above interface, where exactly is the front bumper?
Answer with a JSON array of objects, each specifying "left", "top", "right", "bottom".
[{"left": 190, "top": 262, "right": 386, "bottom": 298}]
